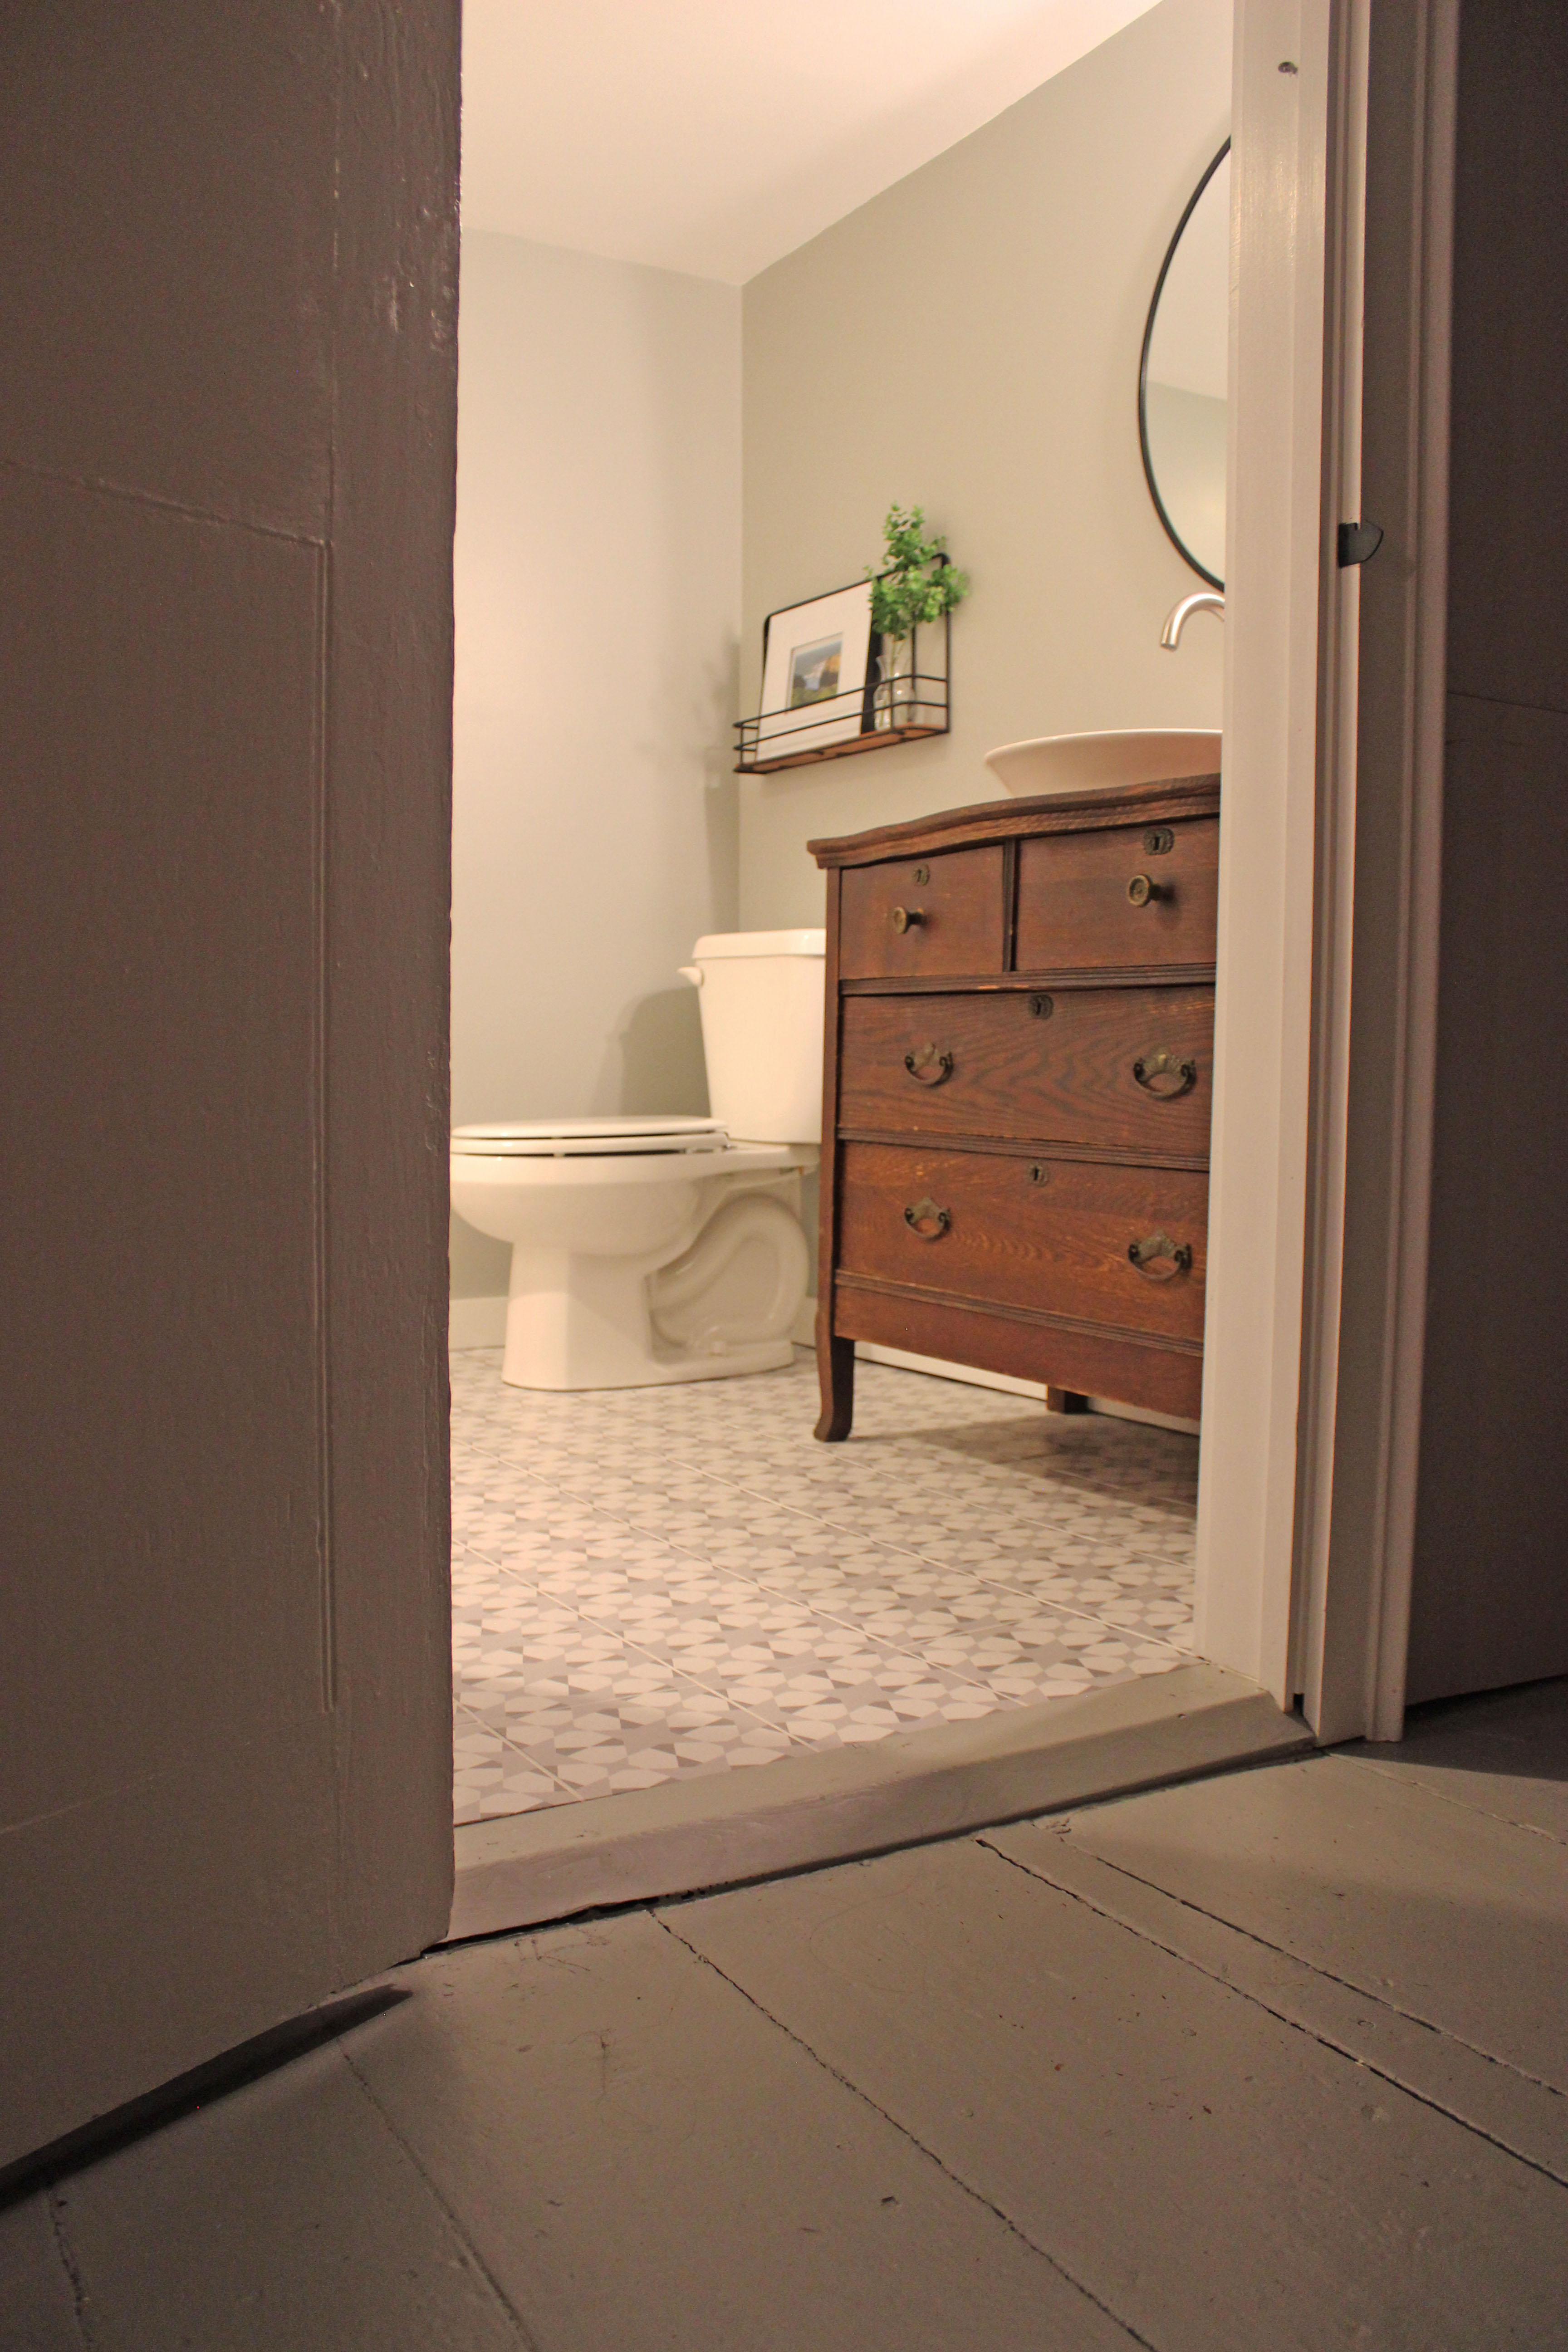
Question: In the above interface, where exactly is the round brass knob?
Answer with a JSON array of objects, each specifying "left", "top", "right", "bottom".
[
  {"left": 1126, "top": 874, "right": 1169, "bottom": 908},
  {"left": 891, "top": 905, "right": 925, "bottom": 933}
]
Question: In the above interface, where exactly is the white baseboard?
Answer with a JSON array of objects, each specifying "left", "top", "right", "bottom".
[
  {"left": 449, "top": 1293, "right": 508, "bottom": 1350},
  {"left": 452, "top": 1292, "right": 1196, "bottom": 1434},
  {"left": 855, "top": 1339, "right": 1199, "bottom": 1434}
]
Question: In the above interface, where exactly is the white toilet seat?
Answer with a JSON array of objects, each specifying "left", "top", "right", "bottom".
[{"left": 451, "top": 1116, "right": 730, "bottom": 1158}]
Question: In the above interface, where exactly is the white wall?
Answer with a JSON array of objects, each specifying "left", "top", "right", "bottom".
[
  {"left": 738, "top": 0, "right": 1232, "bottom": 929},
  {"left": 450, "top": 234, "right": 741, "bottom": 1295}
]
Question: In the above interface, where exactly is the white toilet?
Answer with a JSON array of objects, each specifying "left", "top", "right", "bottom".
[{"left": 451, "top": 930, "right": 824, "bottom": 1390}]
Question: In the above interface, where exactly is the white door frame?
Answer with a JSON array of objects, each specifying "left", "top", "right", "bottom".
[{"left": 1194, "top": 0, "right": 1457, "bottom": 1742}]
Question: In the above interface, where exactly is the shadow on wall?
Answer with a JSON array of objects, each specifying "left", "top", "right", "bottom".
[{"left": 610, "top": 985, "right": 710, "bottom": 1117}]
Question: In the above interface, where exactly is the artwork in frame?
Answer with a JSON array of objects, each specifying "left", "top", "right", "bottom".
[{"left": 757, "top": 580, "right": 876, "bottom": 758}]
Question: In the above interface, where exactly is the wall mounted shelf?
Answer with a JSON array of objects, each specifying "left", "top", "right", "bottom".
[{"left": 735, "top": 611, "right": 950, "bottom": 775}]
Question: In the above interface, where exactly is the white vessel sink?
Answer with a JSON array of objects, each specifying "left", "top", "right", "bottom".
[{"left": 985, "top": 729, "right": 1222, "bottom": 796}]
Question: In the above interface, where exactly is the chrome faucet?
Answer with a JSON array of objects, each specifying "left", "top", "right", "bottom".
[{"left": 1161, "top": 590, "right": 1225, "bottom": 648}]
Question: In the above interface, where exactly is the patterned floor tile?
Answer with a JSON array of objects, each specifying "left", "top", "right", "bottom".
[{"left": 450, "top": 1348, "right": 1198, "bottom": 1824}]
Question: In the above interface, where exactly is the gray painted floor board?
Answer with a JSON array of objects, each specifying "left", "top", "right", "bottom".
[
  {"left": 4, "top": 1681, "right": 1566, "bottom": 2348},
  {"left": 986, "top": 1817, "right": 1568, "bottom": 2184},
  {"left": 344, "top": 1915, "right": 1137, "bottom": 2352},
  {"left": 1042, "top": 1744, "right": 1568, "bottom": 2092},
  {"left": 12, "top": 2039, "right": 530, "bottom": 2351},
  {"left": 0, "top": 2195, "right": 85, "bottom": 2352},
  {"left": 671, "top": 1832, "right": 1568, "bottom": 2351},
  {"left": 1343, "top": 1676, "right": 1568, "bottom": 1844}
]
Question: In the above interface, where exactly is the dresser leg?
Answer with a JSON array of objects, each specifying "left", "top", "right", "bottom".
[
  {"left": 1045, "top": 1386, "right": 1089, "bottom": 1415},
  {"left": 815, "top": 1327, "right": 855, "bottom": 1442}
]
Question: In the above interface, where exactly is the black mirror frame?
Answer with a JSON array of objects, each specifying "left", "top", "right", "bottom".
[{"left": 1138, "top": 138, "right": 1230, "bottom": 593}]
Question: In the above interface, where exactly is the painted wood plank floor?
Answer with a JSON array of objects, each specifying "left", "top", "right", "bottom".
[{"left": 5, "top": 1678, "right": 1565, "bottom": 2349}]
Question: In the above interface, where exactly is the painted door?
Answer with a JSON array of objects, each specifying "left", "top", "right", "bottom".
[{"left": 0, "top": 0, "right": 459, "bottom": 2170}]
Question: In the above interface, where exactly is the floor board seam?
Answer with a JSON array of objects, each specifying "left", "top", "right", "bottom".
[
  {"left": 651, "top": 1909, "right": 1162, "bottom": 2352},
  {"left": 978, "top": 1835, "right": 1568, "bottom": 2190},
  {"left": 44, "top": 2188, "right": 97, "bottom": 2349},
  {"left": 335, "top": 2044, "right": 546, "bottom": 2349},
  {"left": 1341, "top": 1754, "right": 1568, "bottom": 1850}
]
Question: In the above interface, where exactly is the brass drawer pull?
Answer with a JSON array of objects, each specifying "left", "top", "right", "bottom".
[
  {"left": 903, "top": 1042, "right": 954, "bottom": 1086},
  {"left": 1126, "top": 873, "right": 1170, "bottom": 908},
  {"left": 1132, "top": 1047, "right": 1198, "bottom": 1099},
  {"left": 904, "top": 1196, "right": 951, "bottom": 1240},
  {"left": 890, "top": 905, "right": 925, "bottom": 933},
  {"left": 1128, "top": 1231, "right": 1193, "bottom": 1280}
]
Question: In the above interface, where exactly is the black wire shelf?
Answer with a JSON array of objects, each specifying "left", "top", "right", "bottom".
[{"left": 734, "top": 611, "right": 951, "bottom": 775}]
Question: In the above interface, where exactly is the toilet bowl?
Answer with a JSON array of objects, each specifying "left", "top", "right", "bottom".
[{"left": 451, "top": 933, "right": 824, "bottom": 1389}]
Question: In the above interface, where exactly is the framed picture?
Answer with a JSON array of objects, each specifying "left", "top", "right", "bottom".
[{"left": 757, "top": 580, "right": 875, "bottom": 757}]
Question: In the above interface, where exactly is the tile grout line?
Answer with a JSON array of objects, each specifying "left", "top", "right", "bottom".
[
  {"left": 463, "top": 1457, "right": 1191, "bottom": 1686},
  {"left": 977, "top": 1834, "right": 1568, "bottom": 2189},
  {"left": 452, "top": 1698, "right": 579, "bottom": 1807},
  {"left": 459, "top": 1522, "right": 1021, "bottom": 1718},
  {"left": 455, "top": 1524, "right": 1132, "bottom": 1769},
  {"left": 651, "top": 1910, "right": 1162, "bottom": 2352},
  {"left": 459, "top": 1493, "right": 1041, "bottom": 1714},
  {"left": 451, "top": 1452, "right": 1190, "bottom": 1798},
  {"left": 450, "top": 1358, "right": 1197, "bottom": 1818},
  {"left": 472, "top": 1398, "right": 1196, "bottom": 1602},
  {"left": 619, "top": 1461, "right": 1197, "bottom": 1659},
  {"left": 454, "top": 1556, "right": 848, "bottom": 1806},
  {"left": 456, "top": 1544, "right": 843, "bottom": 1738}
]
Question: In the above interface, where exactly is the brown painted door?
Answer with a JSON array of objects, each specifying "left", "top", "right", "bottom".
[{"left": 0, "top": 0, "right": 458, "bottom": 2169}]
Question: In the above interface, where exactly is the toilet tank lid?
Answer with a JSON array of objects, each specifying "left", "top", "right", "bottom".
[{"left": 690, "top": 928, "right": 825, "bottom": 960}]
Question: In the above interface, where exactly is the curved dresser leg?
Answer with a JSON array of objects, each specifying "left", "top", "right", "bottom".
[{"left": 815, "top": 1323, "right": 855, "bottom": 1442}]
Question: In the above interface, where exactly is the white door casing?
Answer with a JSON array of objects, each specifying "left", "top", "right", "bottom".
[
  {"left": 1193, "top": 0, "right": 1334, "bottom": 1701},
  {"left": 1304, "top": 0, "right": 1458, "bottom": 1743},
  {"left": 1195, "top": 0, "right": 1458, "bottom": 1743}
]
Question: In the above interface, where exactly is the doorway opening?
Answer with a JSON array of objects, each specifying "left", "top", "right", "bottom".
[{"left": 447, "top": 0, "right": 1232, "bottom": 1842}]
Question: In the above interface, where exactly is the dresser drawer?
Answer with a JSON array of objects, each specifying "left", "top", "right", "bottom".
[
  {"left": 837, "top": 1143, "right": 1207, "bottom": 1343},
  {"left": 838, "top": 844, "right": 1005, "bottom": 979},
  {"left": 838, "top": 985, "right": 1214, "bottom": 1157},
  {"left": 1014, "top": 815, "right": 1218, "bottom": 970}
]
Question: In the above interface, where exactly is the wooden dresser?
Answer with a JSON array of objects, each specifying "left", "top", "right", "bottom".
[{"left": 808, "top": 775, "right": 1220, "bottom": 1440}]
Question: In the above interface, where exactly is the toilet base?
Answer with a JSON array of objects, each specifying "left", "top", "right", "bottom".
[
  {"left": 501, "top": 1318, "right": 795, "bottom": 1392},
  {"left": 498, "top": 1181, "right": 811, "bottom": 1391}
]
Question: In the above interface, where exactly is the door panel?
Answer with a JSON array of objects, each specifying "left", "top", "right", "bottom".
[{"left": 0, "top": 0, "right": 458, "bottom": 2170}]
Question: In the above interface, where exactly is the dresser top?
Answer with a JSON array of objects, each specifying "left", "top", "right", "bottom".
[{"left": 808, "top": 773, "right": 1220, "bottom": 870}]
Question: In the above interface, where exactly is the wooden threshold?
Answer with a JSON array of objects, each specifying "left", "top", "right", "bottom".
[{"left": 445, "top": 1664, "right": 1309, "bottom": 1943}]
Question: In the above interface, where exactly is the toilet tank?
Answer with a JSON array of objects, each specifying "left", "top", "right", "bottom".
[{"left": 681, "top": 930, "right": 825, "bottom": 1146}]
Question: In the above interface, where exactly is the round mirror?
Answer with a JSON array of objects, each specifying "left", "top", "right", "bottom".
[{"left": 1140, "top": 141, "right": 1230, "bottom": 590}]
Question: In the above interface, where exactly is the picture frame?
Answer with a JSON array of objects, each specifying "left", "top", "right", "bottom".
[{"left": 757, "top": 579, "right": 876, "bottom": 757}]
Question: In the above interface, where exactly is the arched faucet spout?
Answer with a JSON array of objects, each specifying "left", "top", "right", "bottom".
[{"left": 1161, "top": 590, "right": 1225, "bottom": 648}]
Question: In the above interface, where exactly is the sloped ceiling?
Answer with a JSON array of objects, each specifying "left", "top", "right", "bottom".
[{"left": 461, "top": 0, "right": 1161, "bottom": 283}]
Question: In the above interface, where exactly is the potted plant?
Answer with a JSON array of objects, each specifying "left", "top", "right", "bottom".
[{"left": 866, "top": 505, "right": 970, "bottom": 730}]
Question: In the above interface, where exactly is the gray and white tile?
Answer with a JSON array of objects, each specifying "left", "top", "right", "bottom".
[{"left": 450, "top": 1348, "right": 1197, "bottom": 1824}]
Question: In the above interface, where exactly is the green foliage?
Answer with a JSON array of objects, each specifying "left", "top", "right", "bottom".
[{"left": 866, "top": 504, "right": 970, "bottom": 642}]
